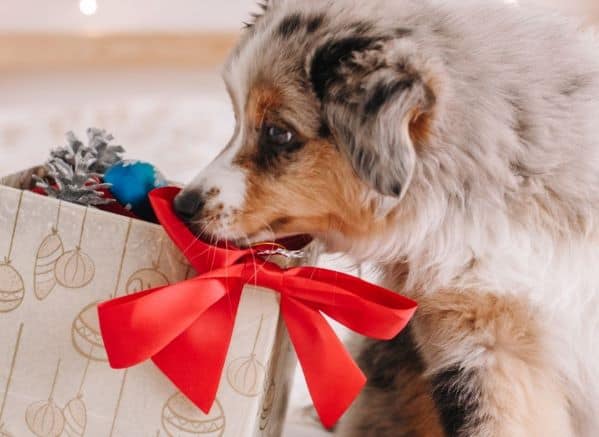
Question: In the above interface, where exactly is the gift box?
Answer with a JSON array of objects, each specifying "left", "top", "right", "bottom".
[{"left": 0, "top": 169, "right": 310, "bottom": 437}]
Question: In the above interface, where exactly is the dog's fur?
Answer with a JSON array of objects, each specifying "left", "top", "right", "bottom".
[{"left": 178, "top": 0, "right": 599, "bottom": 435}]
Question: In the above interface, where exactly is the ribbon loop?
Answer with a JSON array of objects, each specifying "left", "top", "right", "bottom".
[
  {"left": 97, "top": 187, "right": 417, "bottom": 429},
  {"left": 99, "top": 276, "right": 231, "bottom": 368}
]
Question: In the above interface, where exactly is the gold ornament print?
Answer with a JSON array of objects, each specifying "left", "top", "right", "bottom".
[
  {"left": 125, "top": 237, "right": 169, "bottom": 295},
  {"left": 54, "top": 208, "right": 95, "bottom": 289},
  {"left": 71, "top": 219, "right": 133, "bottom": 361},
  {"left": 108, "top": 370, "right": 128, "bottom": 437},
  {"left": 72, "top": 302, "right": 108, "bottom": 362},
  {"left": 62, "top": 397, "right": 85, "bottom": 437},
  {"left": 110, "top": 218, "right": 132, "bottom": 299},
  {"left": 33, "top": 201, "right": 64, "bottom": 300},
  {"left": 25, "top": 360, "right": 65, "bottom": 437},
  {"left": 226, "top": 315, "right": 266, "bottom": 397},
  {"left": 162, "top": 393, "right": 225, "bottom": 437},
  {"left": 62, "top": 348, "right": 92, "bottom": 437},
  {"left": 0, "top": 192, "right": 24, "bottom": 313},
  {"left": 0, "top": 323, "right": 23, "bottom": 437}
]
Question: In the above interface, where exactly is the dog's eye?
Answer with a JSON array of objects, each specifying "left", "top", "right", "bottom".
[
  {"left": 257, "top": 123, "right": 304, "bottom": 167},
  {"left": 266, "top": 125, "right": 294, "bottom": 145}
]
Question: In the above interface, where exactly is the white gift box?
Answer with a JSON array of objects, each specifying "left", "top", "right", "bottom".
[{"left": 0, "top": 170, "right": 310, "bottom": 437}]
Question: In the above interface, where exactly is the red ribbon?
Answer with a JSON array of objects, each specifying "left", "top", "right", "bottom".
[{"left": 97, "top": 186, "right": 417, "bottom": 429}]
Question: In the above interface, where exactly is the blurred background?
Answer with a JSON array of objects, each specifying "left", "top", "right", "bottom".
[
  {"left": 0, "top": 1, "right": 597, "bottom": 436},
  {"left": 0, "top": 0, "right": 597, "bottom": 180}
]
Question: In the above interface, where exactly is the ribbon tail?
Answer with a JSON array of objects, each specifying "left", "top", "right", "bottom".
[
  {"left": 152, "top": 280, "right": 244, "bottom": 414},
  {"left": 281, "top": 296, "right": 365, "bottom": 429}
]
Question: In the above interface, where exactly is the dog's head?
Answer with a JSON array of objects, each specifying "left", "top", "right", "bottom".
[{"left": 175, "top": 0, "right": 438, "bottom": 252}]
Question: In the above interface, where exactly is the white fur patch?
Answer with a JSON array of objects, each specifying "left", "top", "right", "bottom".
[
  {"left": 191, "top": 155, "right": 246, "bottom": 211},
  {"left": 187, "top": 122, "right": 247, "bottom": 236}
]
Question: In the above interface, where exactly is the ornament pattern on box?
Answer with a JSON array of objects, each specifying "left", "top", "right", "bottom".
[
  {"left": 126, "top": 236, "right": 170, "bottom": 295},
  {"left": 72, "top": 219, "right": 132, "bottom": 363},
  {"left": 111, "top": 218, "right": 133, "bottom": 299},
  {"left": 54, "top": 207, "right": 95, "bottom": 289},
  {"left": 0, "top": 323, "right": 24, "bottom": 437},
  {"left": 0, "top": 191, "right": 25, "bottom": 313},
  {"left": 33, "top": 202, "right": 96, "bottom": 299},
  {"left": 108, "top": 370, "right": 129, "bottom": 437},
  {"left": 0, "top": 186, "right": 291, "bottom": 436},
  {"left": 226, "top": 315, "right": 266, "bottom": 398},
  {"left": 69, "top": 218, "right": 130, "bottom": 437},
  {"left": 23, "top": 355, "right": 94, "bottom": 437},
  {"left": 72, "top": 302, "right": 109, "bottom": 362},
  {"left": 63, "top": 346, "right": 92, "bottom": 437},
  {"left": 162, "top": 393, "right": 226, "bottom": 437},
  {"left": 22, "top": 217, "right": 138, "bottom": 437},
  {"left": 34, "top": 201, "right": 65, "bottom": 300},
  {"left": 25, "top": 360, "right": 65, "bottom": 437}
]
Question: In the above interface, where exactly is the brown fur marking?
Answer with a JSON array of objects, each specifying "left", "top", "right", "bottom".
[
  {"left": 410, "top": 290, "right": 573, "bottom": 436},
  {"left": 410, "top": 110, "right": 433, "bottom": 148},
  {"left": 239, "top": 136, "right": 383, "bottom": 240},
  {"left": 246, "top": 84, "right": 283, "bottom": 129},
  {"left": 338, "top": 328, "right": 445, "bottom": 437}
]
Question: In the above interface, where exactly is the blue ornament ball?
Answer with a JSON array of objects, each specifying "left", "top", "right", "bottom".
[{"left": 104, "top": 160, "right": 167, "bottom": 220}]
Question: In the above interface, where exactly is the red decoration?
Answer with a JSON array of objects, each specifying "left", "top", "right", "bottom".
[
  {"left": 97, "top": 187, "right": 417, "bottom": 429},
  {"left": 86, "top": 177, "right": 139, "bottom": 219},
  {"left": 31, "top": 179, "right": 139, "bottom": 220},
  {"left": 93, "top": 187, "right": 139, "bottom": 219}
]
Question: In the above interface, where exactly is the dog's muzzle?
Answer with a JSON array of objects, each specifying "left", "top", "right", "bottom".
[{"left": 173, "top": 190, "right": 205, "bottom": 222}]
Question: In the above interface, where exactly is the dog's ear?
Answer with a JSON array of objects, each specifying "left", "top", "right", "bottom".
[{"left": 309, "top": 36, "right": 435, "bottom": 198}]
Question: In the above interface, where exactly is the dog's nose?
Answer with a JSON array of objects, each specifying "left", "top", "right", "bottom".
[{"left": 174, "top": 190, "right": 204, "bottom": 222}]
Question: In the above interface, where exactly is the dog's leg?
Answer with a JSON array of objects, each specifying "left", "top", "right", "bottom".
[
  {"left": 336, "top": 327, "right": 445, "bottom": 437},
  {"left": 412, "top": 290, "right": 574, "bottom": 437}
]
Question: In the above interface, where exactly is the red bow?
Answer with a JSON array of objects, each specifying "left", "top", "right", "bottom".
[{"left": 98, "top": 187, "right": 417, "bottom": 429}]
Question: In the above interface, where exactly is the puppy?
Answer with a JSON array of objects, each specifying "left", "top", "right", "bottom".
[{"left": 175, "top": 0, "right": 599, "bottom": 435}]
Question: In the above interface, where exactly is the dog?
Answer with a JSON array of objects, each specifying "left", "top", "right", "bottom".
[{"left": 174, "top": 0, "right": 599, "bottom": 435}]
